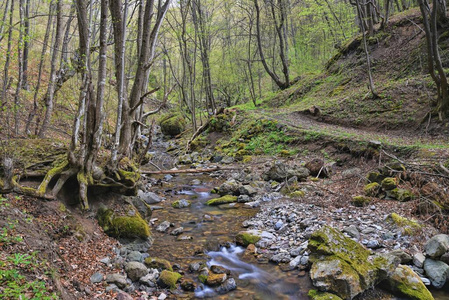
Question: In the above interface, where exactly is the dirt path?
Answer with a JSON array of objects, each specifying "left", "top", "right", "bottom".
[{"left": 258, "top": 109, "right": 449, "bottom": 151}]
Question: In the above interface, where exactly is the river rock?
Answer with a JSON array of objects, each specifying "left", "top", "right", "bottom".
[
  {"left": 90, "top": 272, "right": 103, "bottom": 284},
  {"left": 210, "top": 265, "right": 231, "bottom": 275},
  {"left": 236, "top": 230, "right": 262, "bottom": 246},
  {"left": 132, "top": 197, "right": 152, "bottom": 220},
  {"left": 105, "top": 273, "right": 127, "bottom": 289},
  {"left": 263, "top": 161, "right": 310, "bottom": 182},
  {"left": 157, "top": 270, "right": 182, "bottom": 289},
  {"left": 125, "top": 261, "right": 148, "bottom": 281},
  {"left": 270, "top": 251, "right": 291, "bottom": 263},
  {"left": 139, "top": 269, "right": 159, "bottom": 287},
  {"left": 237, "top": 195, "right": 251, "bottom": 203},
  {"left": 116, "top": 292, "right": 133, "bottom": 300},
  {"left": 138, "top": 190, "right": 163, "bottom": 204},
  {"left": 171, "top": 227, "right": 184, "bottom": 236},
  {"left": 127, "top": 251, "right": 143, "bottom": 262},
  {"left": 380, "top": 264, "right": 434, "bottom": 300},
  {"left": 425, "top": 234, "right": 449, "bottom": 259},
  {"left": 156, "top": 221, "right": 171, "bottom": 232},
  {"left": 238, "top": 185, "right": 258, "bottom": 196},
  {"left": 180, "top": 278, "right": 197, "bottom": 291},
  {"left": 308, "top": 226, "right": 397, "bottom": 299},
  {"left": 218, "top": 179, "right": 241, "bottom": 196},
  {"left": 388, "top": 250, "right": 412, "bottom": 264},
  {"left": 343, "top": 225, "right": 360, "bottom": 240},
  {"left": 423, "top": 258, "right": 449, "bottom": 288},
  {"left": 206, "top": 273, "right": 227, "bottom": 286},
  {"left": 216, "top": 278, "right": 237, "bottom": 294},
  {"left": 172, "top": 199, "right": 191, "bottom": 208}
]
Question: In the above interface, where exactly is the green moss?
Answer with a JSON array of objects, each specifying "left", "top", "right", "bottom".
[
  {"left": 389, "top": 188, "right": 414, "bottom": 202},
  {"left": 308, "top": 289, "right": 343, "bottom": 300},
  {"left": 97, "top": 207, "right": 115, "bottom": 232},
  {"left": 172, "top": 199, "right": 191, "bottom": 208},
  {"left": 236, "top": 232, "right": 261, "bottom": 247},
  {"left": 382, "top": 265, "right": 434, "bottom": 300},
  {"left": 387, "top": 213, "right": 421, "bottom": 236},
  {"left": 367, "top": 172, "right": 382, "bottom": 183},
  {"left": 206, "top": 195, "right": 237, "bottom": 206},
  {"left": 37, "top": 161, "right": 68, "bottom": 196},
  {"left": 352, "top": 195, "right": 371, "bottom": 207},
  {"left": 110, "top": 215, "right": 151, "bottom": 239},
  {"left": 242, "top": 155, "right": 253, "bottom": 163},
  {"left": 289, "top": 191, "right": 305, "bottom": 198},
  {"left": 381, "top": 177, "right": 397, "bottom": 191},
  {"left": 144, "top": 257, "right": 173, "bottom": 271},
  {"left": 160, "top": 114, "right": 186, "bottom": 136},
  {"left": 364, "top": 182, "right": 380, "bottom": 197},
  {"left": 158, "top": 270, "right": 181, "bottom": 289},
  {"left": 198, "top": 274, "right": 208, "bottom": 284}
]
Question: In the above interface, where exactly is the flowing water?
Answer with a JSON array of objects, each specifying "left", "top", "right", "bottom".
[{"left": 147, "top": 173, "right": 312, "bottom": 299}]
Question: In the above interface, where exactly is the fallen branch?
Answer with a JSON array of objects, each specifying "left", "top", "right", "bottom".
[{"left": 140, "top": 166, "right": 239, "bottom": 175}]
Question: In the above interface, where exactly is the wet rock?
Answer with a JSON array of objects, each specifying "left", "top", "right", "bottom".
[
  {"left": 144, "top": 257, "right": 172, "bottom": 271},
  {"left": 380, "top": 265, "right": 434, "bottom": 300},
  {"left": 105, "top": 273, "right": 127, "bottom": 289},
  {"left": 308, "top": 226, "right": 396, "bottom": 299},
  {"left": 138, "top": 190, "right": 163, "bottom": 204},
  {"left": 125, "top": 261, "right": 148, "bottom": 281},
  {"left": 172, "top": 199, "right": 191, "bottom": 208},
  {"left": 218, "top": 179, "right": 241, "bottom": 196},
  {"left": 237, "top": 195, "right": 251, "bottom": 203},
  {"left": 206, "top": 273, "right": 227, "bottom": 286},
  {"left": 244, "top": 201, "right": 260, "bottom": 208},
  {"left": 160, "top": 115, "right": 186, "bottom": 137},
  {"left": 180, "top": 278, "right": 197, "bottom": 291},
  {"left": 170, "top": 227, "right": 184, "bottom": 236},
  {"left": 425, "top": 234, "right": 449, "bottom": 259},
  {"left": 216, "top": 278, "right": 237, "bottom": 294},
  {"left": 156, "top": 221, "right": 171, "bottom": 232},
  {"left": 236, "top": 230, "right": 261, "bottom": 246},
  {"left": 127, "top": 251, "right": 143, "bottom": 262},
  {"left": 189, "top": 261, "right": 205, "bottom": 273},
  {"left": 90, "top": 272, "right": 103, "bottom": 284},
  {"left": 157, "top": 270, "right": 181, "bottom": 289},
  {"left": 423, "top": 259, "right": 449, "bottom": 288},
  {"left": 206, "top": 195, "right": 237, "bottom": 206},
  {"left": 210, "top": 265, "right": 231, "bottom": 275},
  {"left": 289, "top": 256, "right": 302, "bottom": 268},
  {"left": 308, "top": 290, "right": 343, "bottom": 300}
]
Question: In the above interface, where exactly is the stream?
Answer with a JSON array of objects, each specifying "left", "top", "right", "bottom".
[{"left": 147, "top": 172, "right": 312, "bottom": 299}]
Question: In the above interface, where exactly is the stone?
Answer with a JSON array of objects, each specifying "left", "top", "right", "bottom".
[
  {"left": 90, "top": 272, "right": 103, "bottom": 284},
  {"left": 289, "top": 256, "right": 302, "bottom": 268},
  {"left": 140, "top": 269, "right": 159, "bottom": 287},
  {"left": 380, "top": 265, "right": 434, "bottom": 300},
  {"left": 157, "top": 270, "right": 181, "bottom": 289},
  {"left": 138, "top": 190, "right": 163, "bottom": 204},
  {"left": 172, "top": 199, "right": 191, "bottom": 208},
  {"left": 190, "top": 179, "right": 201, "bottom": 185},
  {"left": 160, "top": 115, "right": 186, "bottom": 136},
  {"left": 171, "top": 227, "right": 184, "bottom": 236},
  {"left": 218, "top": 179, "right": 241, "bottom": 196},
  {"left": 441, "top": 252, "right": 449, "bottom": 264},
  {"left": 389, "top": 250, "right": 412, "bottom": 264},
  {"left": 341, "top": 168, "right": 361, "bottom": 179},
  {"left": 105, "top": 284, "right": 119, "bottom": 292},
  {"left": 144, "top": 257, "right": 173, "bottom": 271},
  {"left": 274, "top": 220, "right": 284, "bottom": 230},
  {"left": 423, "top": 259, "right": 449, "bottom": 288},
  {"left": 156, "top": 221, "right": 171, "bottom": 232},
  {"left": 206, "top": 195, "right": 238, "bottom": 206},
  {"left": 215, "top": 278, "right": 237, "bottom": 294},
  {"left": 381, "top": 177, "right": 397, "bottom": 191},
  {"left": 238, "top": 185, "right": 258, "bottom": 196},
  {"left": 105, "top": 274, "right": 127, "bottom": 289},
  {"left": 206, "top": 273, "right": 227, "bottom": 286},
  {"left": 180, "top": 278, "right": 197, "bottom": 291},
  {"left": 305, "top": 159, "right": 327, "bottom": 177},
  {"left": 364, "top": 182, "right": 380, "bottom": 197},
  {"left": 158, "top": 293, "right": 167, "bottom": 300},
  {"left": 308, "top": 226, "right": 397, "bottom": 300},
  {"left": 100, "top": 257, "right": 110, "bottom": 265},
  {"left": 221, "top": 156, "right": 234, "bottom": 164},
  {"left": 210, "top": 265, "right": 230, "bottom": 275},
  {"left": 343, "top": 225, "right": 360, "bottom": 240},
  {"left": 308, "top": 290, "right": 343, "bottom": 300},
  {"left": 125, "top": 261, "right": 149, "bottom": 281},
  {"left": 235, "top": 230, "right": 261, "bottom": 247},
  {"left": 237, "top": 195, "right": 251, "bottom": 203},
  {"left": 127, "top": 251, "right": 143, "bottom": 262},
  {"left": 116, "top": 292, "right": 133, "bottom": 300},
  {"left": 263, "top": 161, "right": 310, "bottom": 182},
  {"left": 270, "top": 252, "right": 291, "bottom": 263},
  {"left": 351, "top": 195, "right": 371, "bottom": 207},
  {"left": 132, "top": 197, "right": 152, "bottom": 221},
  {"left": 425, "top": 234, "right": 449, "bottom": 259}
]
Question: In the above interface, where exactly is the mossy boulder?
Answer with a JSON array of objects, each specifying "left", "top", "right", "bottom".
[
  {"left": 386, "top": 213, "right": 421, "bottom": 236},
  {"left": 160, "top": 114, "right": 186, "bottom": 136},
  {"left": 158, "top": 270, "right": 182, "bottom": 289},
  {"left": 366, "top": 171, "right": 383, "bottom": 183},
  {"left": 388, "top": 188, "right": 414, "bottom": 202},
  {"left": 97, "top": 207, "right": 151, "bottom": 239},
  {"left": 172, "top": 199, "right": 191, "bottom": 208},
  {"left": 206, "top": 195, "right": 237, "bottom": 206},
  {"left": 235, "top": 231, "right": 261, "bottom": 247},
  {"left": 381, "top": 177, "right": 397, "bottom": 191},
  {"left": 308, "top": 289, "right": 343, "bottom": 300},
  {"left": 380, "top": 265, "right": 434, "bottom": 300},
  {"left": 144, "top": 257, "right": 173, "bottom": 271},
  {"left": 206, "top": 273, "right": 227, "bottom": 287},
  {"left": 351, "top": 195, "right": 371, "bottom": 207},
  {"left": 290, "top": 190, "right": 305, "bottom": 198},
  {"left": 308, "top": 226, "right": 397, "bottom": 300},
  {"left": 364, "top": 182, "right": 380, "bottom": 197}
]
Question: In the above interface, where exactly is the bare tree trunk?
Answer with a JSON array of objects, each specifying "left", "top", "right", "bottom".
[
  {"left": 0, "top": 0, "right": 10, "bottom": 43},
  {"left": 1, "top": 0, "right": 14, "bottom": 137},
  {"left": 38, "top": 0, "right": 64, "bottom": 138},
  {"left": 21, "top": 0, "right": 30, "bottom": 90},
  {"left": 13, "top": 0, "right": 25, "bottom": 135}
]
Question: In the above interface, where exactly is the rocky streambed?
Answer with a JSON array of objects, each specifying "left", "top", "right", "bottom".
[{"left": 93, "top": 155, "right": 449, "bottom": 299}]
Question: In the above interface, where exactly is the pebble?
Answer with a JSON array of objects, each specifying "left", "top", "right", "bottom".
[
  {"left": 158, "top": 293, "right": 167, "bottom": 300},
  {"left": 156, "top": 221, "right": 171, "bottom": 232},
  {"left": 90, "top": 272, "right": 104, "bottom": 284}
]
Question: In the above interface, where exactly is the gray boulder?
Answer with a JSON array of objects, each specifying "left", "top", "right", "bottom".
[
  {"left": 90, "top": 272, "right": 104, "bottom": 284},
  {"left": 138, "top": 190, "right": 163, "bottom": 204},
  {"left": 238, "top": 185, "right": 258, "bottom": 196},
  {"left": 105, "top": 273, "right": 127, "bottom": 289},
  {"left": 218, "top": 179, "right": 241, "bottom": 196},
  {"left": 423, "top": 259, "right": 449, "bottom": 288},
  {"left": 215, "top": 278, "right": 237, "bottom": 294},
  {"left": 263, "top": 161, "right": 309, "bottom": 182},
  {"left": 425, "top": 234, "right": 449, "bottom": 259},
  {"left": 125, "top": 261, "right": 149, "bottom": 281}
]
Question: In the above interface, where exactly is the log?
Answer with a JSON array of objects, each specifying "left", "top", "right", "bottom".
[{"left": 140, "top": 166, "right": 239, "bottom": 175}]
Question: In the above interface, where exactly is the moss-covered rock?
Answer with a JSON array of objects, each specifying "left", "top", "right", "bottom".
[
  {"left": 366, "top": 172, "right": 382, "bottom": 183},
  {"left": 235, "top": 231, "right": 261, "bottom": 247},
  {"left": 381, "top": 177, "right": 397, "bottom": 191},
  {"left": 206, "top": 273, "right": 227, "bottom": 286},
  {"left": 351, "top": 195, "right": 371, "bottom": 207},
  {"left": 308, "top": 289, "right": 343, "bottom": 300},
  {"left": 110, "top": 215, "right": 150, "bottom": 239},
  {"left": 308, "top": 226, "right": 396, "bottom": 299},
  {"left": 206, "top": 195, "right": 237, "bottom": 206},
  {"left": 97, "top": 207, "right": 115, "bottom": 232},
  {"left": 388, "top": 188, "right": 414, "bottom": 202},
  {"left": 172, "top": 199, "right": 191, "bottom": 208},
  {"left": 289, "top": 190, "right": 305, "bottom": 198},
  {"left": 144, "top": 257, "right": 173, "bottom": 271},
  {"left": 160, "top": 114, "right": 186, "bottom": 136},
  {"left": 364, "top": 182, "right": 380, "bottom": 197},
  {"left": 158, "top": 270, "right": 181, "bottom": 289},
  {"left": 386, "top": 213, "right": 421, "bottom": 236},
  {"left": 380, "top": 265, "right": 434, "bottom": 300}
]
